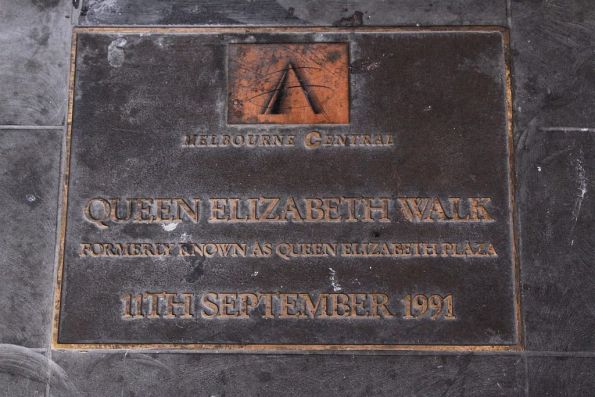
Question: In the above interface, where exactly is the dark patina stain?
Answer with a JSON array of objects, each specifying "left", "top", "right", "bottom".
[{"left": 184, "top": 257, "right": 205, "bottom": 283}]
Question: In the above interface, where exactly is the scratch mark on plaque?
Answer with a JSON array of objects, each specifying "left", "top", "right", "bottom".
[
  {"left": 328, "top": 268, "right": 342, "bottom": 292},
  {"left": 351, "top": 52, "right": 393, "bottom": 75},
  {"left": 569, "top": 149, "right": 587, "bottom": 247},
  {"left": 161, "top": 223, "right": 178, "bottom": 231},
  {"left": 540, "top": 127, "right": 595, "bottom": 132}
]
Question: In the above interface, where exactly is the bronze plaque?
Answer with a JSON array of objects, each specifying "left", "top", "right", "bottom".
[{"left": 54, "top": 27, "right": 519, "bottom": 350}]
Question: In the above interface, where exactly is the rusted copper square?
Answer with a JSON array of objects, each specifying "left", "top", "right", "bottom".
[{"left": 227, "top": 43, "right": 349, "bottom": 124}]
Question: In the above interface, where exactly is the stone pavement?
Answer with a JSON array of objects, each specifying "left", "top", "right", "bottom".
[{"left": 0, "top": 1, "right": 593, "bottom": 396}]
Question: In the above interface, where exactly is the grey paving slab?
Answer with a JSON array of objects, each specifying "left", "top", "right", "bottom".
[
  {"left": 527, "top": 356, "right": 595, "bottom": 397},
  {"left": 51, "top": 351, "right": 525, "bottom": 397},
  {"left": 0, "top": 0, "right": 72, "bottom": 125},
  {"left": 78, "top": 0, "right": 507, "bottom": 26},
  {"left": 0, "top": 344, "right": 75, "bottom": 397},
  {"left": 0, "top": 130, "right": 62, "bottom": 347},
  {"left": 511, "top": 0, "right": 595, "bottom": 142},
  {"left": 518, "top": 129, "right": 594, "bottom": 351},
  {"left": 512, "top": 0, "right": 595, "bottom": 353}
]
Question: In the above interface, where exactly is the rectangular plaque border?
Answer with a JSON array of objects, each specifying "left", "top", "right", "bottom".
[{"left": 52, "top": 26, "right": 522, "bottom": 352}]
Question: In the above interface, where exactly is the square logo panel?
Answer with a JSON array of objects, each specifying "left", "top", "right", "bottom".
[{"left": 228, "top": 43, "right": 349, "bottom": 124}]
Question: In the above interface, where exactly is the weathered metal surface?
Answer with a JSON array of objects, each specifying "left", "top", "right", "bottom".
[{"left": 55, "top": 28, "right": 517, "bottom": 348}]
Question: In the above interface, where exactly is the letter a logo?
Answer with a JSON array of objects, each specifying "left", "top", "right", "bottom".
[
  {"left": 228, "top": 43, "right": 349, "bottom": 124},
  {"left": 261, "top": 62, "right": 321, "bottom": 115}
]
